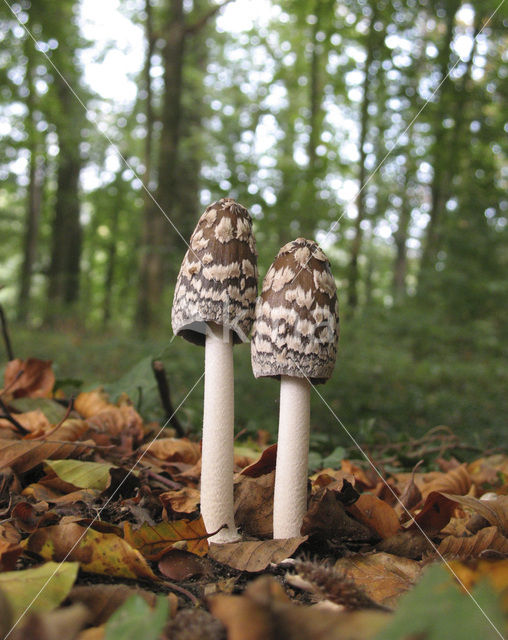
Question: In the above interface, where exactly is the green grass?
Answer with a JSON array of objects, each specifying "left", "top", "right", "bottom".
[{"left": 3, "top": 308, "right": 507, "bottom": 460}]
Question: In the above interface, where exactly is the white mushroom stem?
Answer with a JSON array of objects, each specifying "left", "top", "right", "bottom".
[
  {"left": 201, "top": 323, "right": 240, "bottom": 543},
  {"left": 273, "top": 375, "right": 311, "bottom": 539}
]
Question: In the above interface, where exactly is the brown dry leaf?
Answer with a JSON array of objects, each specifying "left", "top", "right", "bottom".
[
  {"left": 0, "top": 538, "right": 22, "bottom": 571},
  {"left": 25, "top": 522, "right": 158, "bottom": 581},
  {"left": 341, "top": 460, "right": 375, "bottom": 490},
  {"left": 448, "top": 558, "right": 508, "bottom": 614},
  {"left": 209, "top": 575, "right": 389, "bottom": 640},
  {"left": 438, "top": 526, "right": 508, "bottom": 558},
  {"left": 74, "top": 389, "right": 144, "bottom": 441},
  {"left": 376, "top": 531, "right": 434, "bottom": 560},
  {"left": 0, "top": 438, "right": 94, "bottom": 473},
  {"left": 209, "top": 537, "right": 306, "bottom": 572},
  {"left": 11, "top": 501, "right": 58, "bottom": 532},
  {"left": 158, "top": 549, "right": 205, "bottom": 580},
  {"left": 22, "top": 481, "right": 98, "bottom": 505},
  {"left": 240, "top": 443, "right": 277, "bottom": 477},
  {"left": 302, "top": 488, "right": 372, "bottom": 541},
  {"left": 234, "top": 470, "right": 274, "bottom": 537},
  {"left": 0, "top": 409, "right": 51, "bottom": 434},
  {"left": 440, "top": 492, "right": 508, "bottom": 536},
  {"left": 420, "top": 463, "right": 472, "bottom": 500},
  {"left": 346, "top": 494, "right": 401, "bottom": 539},
  {"left": 2, "top": 359, "right": 55, "bottom": 399},
  {"left": 407, "top": 491, "right": 457, "bottom": 534},
  {"left": 159, "top": 487, "right": 200, "bottom": 515},
  {"left": 123, "top": 517, "right": 208, "bottom": 560},
  {"left": 139, "top": 437, "right": 201, "bottom": 464},
  {"left": 10, "top": 603, "right": 89, "bottom": 640},
  {"left": 468, "top": 455, "right": 508, "bottom": 493},
  {"left": 73, "top": 389, "right": 111, "bottom": 417},
  {"left": 334, "top": 552, "right": 422, "bottom": 608},
  {"left": 68, "top": 584, "right": 159, "bottom": 626}
]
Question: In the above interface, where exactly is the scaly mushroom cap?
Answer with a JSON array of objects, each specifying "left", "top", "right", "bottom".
[
  {"left": 251, "top": 238, "right": 339, "bottom": 384},
  {"left": 171, "top": 198, "right": 258, "bottom": 346}
]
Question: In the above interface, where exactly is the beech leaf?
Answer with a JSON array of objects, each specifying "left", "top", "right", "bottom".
[
  {"left": 123, "top": 517, "right": 209, "bottom": 560},
  {"left": 25, "top": 523, "right": 158, "bottom": 582},
  {"left": 0, "top": 561, "right": 79, "bottom": 619},
  {"left": 0, "top": 438, "right": 95, "bottom": 473},
  {"left": 209, "top": 537, "right": 306, "bottom": 572},
  {"left": 104, "top": 594, "right": 169, "bottom": 640},
  {"left": 45, "top": 459, "right": 117, "bottom": 492}
]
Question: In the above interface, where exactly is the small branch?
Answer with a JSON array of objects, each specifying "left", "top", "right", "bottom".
[
  {"left": 184, "top": 0, "right": 233, "bottom": 36},
  {"left": 152, "top": 360, "right": 185, "bottom": 437},
  {"left": 0, "top": 304, "right": 14, "bottom": 361},
  {"left": 0, "top": 397, "right": 30, "bottom": 435},
  {"left": 31, "top": 398, "right": 73, "bottom": 440}
]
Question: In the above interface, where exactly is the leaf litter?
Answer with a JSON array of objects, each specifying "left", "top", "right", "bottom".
[{"left": 0, "top": 359, "right": 506, "bottom": 639}]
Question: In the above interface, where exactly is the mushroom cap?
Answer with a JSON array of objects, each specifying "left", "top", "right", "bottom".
[
  {"left": 171, "top": 198, "right": 258, "bottom": 346},
  {"left": 251, "top": 238, "right": 339, "bottom": 384}
]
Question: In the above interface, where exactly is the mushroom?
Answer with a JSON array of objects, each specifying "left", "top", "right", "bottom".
[
  {"left": 251, "top": 238, "right": 338, "bottom": 539},
  {"left": 172, "top": 198, "right": 258, "bottom": 543}
]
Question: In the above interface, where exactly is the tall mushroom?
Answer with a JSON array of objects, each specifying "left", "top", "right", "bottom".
[
  {"left": 172, "top": 198, "right": 258, "bottom": 543},
  {"left": 251, "top": 238, "right": 338, "bottom": 539}
]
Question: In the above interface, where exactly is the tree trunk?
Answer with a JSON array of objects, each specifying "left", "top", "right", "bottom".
[
  {"left": 103, "top": 175, "right": 122, "bottom": 325},
  {"left": 136, "top": 0, "right": 185, "bottom": 329},
  {"left": 346, "top": 4, "right": 377, "bottom": 309},
  {"left": 418, "top": 1, "right": 461, "bottom": 279},
  {"left": 47, "top": 78, "right": 82, "bottom": 313},
  {"left": 17, "top": 37, "right": 43, "bottom": 321}
]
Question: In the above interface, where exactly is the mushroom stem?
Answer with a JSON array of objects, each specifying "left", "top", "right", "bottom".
[
  {"left": 273, "top": 375, "right": 311, "bottom": 539},
  {"left": 201, "top": 323, "right": 240, "bottom": 543}
]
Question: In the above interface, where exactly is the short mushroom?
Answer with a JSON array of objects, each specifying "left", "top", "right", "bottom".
[
  {"left": 251, "top": 238, "right": 338, "bottom": 539},
  {"left": 172, "top": 198, "right": 258, "bottom": 543}
]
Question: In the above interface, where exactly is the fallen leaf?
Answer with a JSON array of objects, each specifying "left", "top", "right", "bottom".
[
  {"left": 421, "top": 463, "right": 472, "bottom": 500},
  {"left": 0, "top": 438, "right": 94, "bottom": 473},
  {"left": 334, "top": 552, "right": 422, "bottom": 608},
  {"left": 11, "top": 501, "right": 58, "bottom": 532},
  {"left": 123, "top": 518, "right": 208, "bottom": 560},
  {"left": 341, "top": 460, "right": 376, "bottom": 490},
  {"left": 440, "top": 492, "right": 508, "bottom": 536},
  {"left": 103, "top": 594, "right": 168, "bottom": 640},
  {"left": 346, "top": 494, "right": 401, "bottom": 539},
  {"left": 209, "top": 575, "right": 389, "bottom": 640},
  {"left": 0, "top": 538, "right": 22, "bottom": 571},
  {"left": 74, "top": 389, "right": 144, "bottom": 441},
  {"left": 0, "top": 409, "right": 51, "bottom": 434},
  {"left": 302, "top": 488, "right": 372, "bottom": 541},
  {"left": 376, "top": 531, "right": 434, "bottom": 560},
  {"left": 159, "top": 487, "right": 200, "bottom": 515},
  {"left": 2, "top": 359, "right": 55, "bottom": 399},
  {"left": 408, "top": 491, "right": 457, "bottom": 534},
  {"left": 438, "top": 526, "right": 508, "bottom": 559},
  {"left": 25, "top": 523, "right": 158, "bottom": 582},
  {"left": 374, "top": 563, "right": 505, "bottom": 640},
  {"left": 468, "top": 455, "right": 508, "bottom": 493},
  {"left": 22, "top": 482, "right": 99, "bottom": 505},
  {"left": 44, "top": 459, "right": 117, "bottom": 492},
  {"left": 209, "top": 537, "right": 306, "bottom": 572},
  {"left": 139, "top": 438, "right": 201, "bottom": 464},
  {"left": 234, "top": 470, "right": 274, "bottom": 537},
  {"left": 10, "top": 603, "right": 90, "bottom": 640},
  {"left": 0, "top": 562, "right": 79, "bottom": 619},
  {"left": 158, "top": 549, "right": 205, "bottom": 580},
  {"left": 240, "top": 444, "right": 277, "bottom": 477}
]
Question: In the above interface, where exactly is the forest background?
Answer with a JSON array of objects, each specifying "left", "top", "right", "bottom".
[{"left": 0, "top": 0, "right": 507, "bottom": 459}]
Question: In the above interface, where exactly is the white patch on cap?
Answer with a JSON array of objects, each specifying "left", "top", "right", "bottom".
[{"left": 214, "top": 216, "right": 234, "bottom": 243}]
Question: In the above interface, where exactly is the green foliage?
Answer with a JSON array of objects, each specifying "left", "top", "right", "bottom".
[
  {"left": 374, "top": 564, "right": 505, "bottom": 640},
  {"left": 104, "top": 594, "right": 169, "bottom": 640}
]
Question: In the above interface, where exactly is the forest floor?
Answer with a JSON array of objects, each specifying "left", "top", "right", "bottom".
[{"left": 0, "top": 356, "right": 507, "bottom": 640}]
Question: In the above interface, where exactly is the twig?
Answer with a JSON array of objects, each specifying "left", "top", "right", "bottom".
[
  {"left": 31, "top": 398, "right": 74, "bottom": 440},
  {"left": 0, "top": 369, "right": 24, "bottom": 398},
  {"left": 0, "top": 397, "right": 30, "bottom": 435},
  {"left": 151, "top": 360, "right": 185, "bottom": 437},
  {"left": 0, "top": 304, "right": 14, "bottom": 361},
  {"left": 145, "top": 469, "right": 181, "bottom": 491}
]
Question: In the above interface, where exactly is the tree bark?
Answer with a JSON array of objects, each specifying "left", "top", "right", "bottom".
[
  {"left": 418, "top": 0, "right": 461, "bottom": 279},
  {"left": 17, "top": 37, "right": 43, "bottom": 321},
  {"left": 47, "top": 77, "right": 82, "bottom": 312},
  {"left": 346, "top": 4, "right": 378, "bottom": 309}
]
